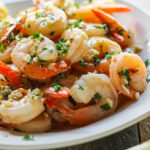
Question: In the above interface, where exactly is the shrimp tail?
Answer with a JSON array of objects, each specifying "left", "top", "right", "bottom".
[
  {"left": 92, "top": 9, "right": 133, "bottom": 47},
  {"left": 101, "top": 2, "right": 132, "bottom": 13}
]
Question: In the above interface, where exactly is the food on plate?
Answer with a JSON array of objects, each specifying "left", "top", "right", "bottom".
[{"left": 0, "top": 0, "right": 148, "bottom": 133}]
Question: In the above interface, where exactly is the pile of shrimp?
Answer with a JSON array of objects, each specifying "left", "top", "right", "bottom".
[{"left": 0, "top": 0, "right": 148, "bottom": 133}]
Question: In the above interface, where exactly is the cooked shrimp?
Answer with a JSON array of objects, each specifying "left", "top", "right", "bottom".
[
  {"left": 110, "top": 53, "right": 147, "bottom": 100},
  {"left": 24, "top": 5, "right": 67, "bottom": 39},
  {"left": 14, "top": 112, "right": 51, "bottom": 133},
  {"left": 0, "top": 17, "right": 14, "bottom": 40},
  {"left": 73, "top": 37, "right": 122, "bottom": 74},
  {"left": 11, "top": 34, "right": 70, "bottom": 80},
  {"left": 58, "top": 28, "right": 89, "bottom": 64},
  {"left": 92, "top": 9, "right": 133, "bottom": 47},
  {"left": 0, "top": 88, "right": 44, "bottom": 124},
  {"left": 45, "top": 73, "right": 118, "bottom": 126},
  {"left": 0, "top": 17, "right": 25, "bottom": 63},
  {"left": 0, "top": 61, "right": 22, "bottom": 88},
  {"left": 70, "top": 0, "right": 131, "bottom": 23}
]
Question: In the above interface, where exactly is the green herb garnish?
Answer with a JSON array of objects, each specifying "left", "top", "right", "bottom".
[
  {"left": 144, "top": 59, "right": 150, "bottom": 68},
  {"left": 31, "top": 32, "right": 40, "bottom": 39},
  {"left": 2, "top": 93, "right": 9, "bottom": 99},
  {"left": 79, "top": 60, "right": 88, "bottom": 68},
  {"left": 23, "top": 133, "right": 34, "bottom": 141},
  {"left": 92, "top": 93, "right": 102, "bottom": 100},
  {"left": 146, "top": 72, "right": 150, "bottom": 83},
  {"left": 52, "top": 109, "right": 61, "bottom": 114},
  {"left": 52, "top": 82, "right": 63, "bottom": 92},
  {"left": 93, "top": 56, "right": 100, "bottom": 67},
  {"left": 100, "top": 103, "right": 111, "bottom": 111},
  {"left": 0, "top": 43, "right": 5, "bottom": 53},
  {"left": 74, "top": 3, "right": 79, "bottom": 8},
  {"left": 67, "top": 18, "right": 83, "bottom": 29},
  {"left": 56, "top": 38, "right": 69, "bottom": 55},
  {"left": 35, "top": 13, "right": 41, "bottom": 19},
  {"left": 28, "top": 24, "right": 31, "bottom": 28},
  {"left": 78, "top": 84, "right": 84, "bottom": 90},
  {"left": 118, "top": 69, "right": 131, "bottom": 82},
  {"left": 49, "top": 31, "right": 55, "bottom": 36}
]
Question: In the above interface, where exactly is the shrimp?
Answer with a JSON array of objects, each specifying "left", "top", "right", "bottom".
[
  {"left": 70, "top": 0, "right": 131, "bottom": 23},
  {"left": 73, "top": 37, "right": 122, "bottom": 74},
  {"left": 110, "top": 53, "right": 147, "bottom": 100},
  {"left": 0, "top": 17, "right": 26, "bottom": 63},
  {"left": 0, "top": 17, "right": 14, "bottom": 40},
  {"left": 58, "top": 28, "right": 89, "bottom": 64},
  {"left": 45, "top": 73, "right": 118, "bottom": 126},
  {"left": 23, "top": 5, "right": 67, "bottom": 40},
  {"left": 68, "top": 19, "right": 109, "bottom": 37},
  {"left": 0, "top": 88, "right": 45, "bottom": 124},
  {"left": 14, "top": 112, "right": 51, "bottom": 133},
  {"left": 0, "top": 61, "right": 22, "bottom": 88},
  {"left": 92, "top": 9, "right": 133, "bottom": 47},
  {"left": 11, "top": 34, "right": 70, "bottom": 80}
]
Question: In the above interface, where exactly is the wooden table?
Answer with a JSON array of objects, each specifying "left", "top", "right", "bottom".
[{"left": 52, "top": 117, "right": 150, "bottom": 150}]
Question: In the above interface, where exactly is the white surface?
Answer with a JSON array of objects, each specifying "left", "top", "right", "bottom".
[{"left": 0, "top": 0, "right": 150, "bottom": 149}]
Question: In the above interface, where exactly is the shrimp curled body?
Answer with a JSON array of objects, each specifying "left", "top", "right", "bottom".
[
  {"left": 11, "top": 34, "right": 70, "bottom": 80},
  {"left": 0, "top": 88, "right": 44, "bottom": 124},
  {"left": 46, "top": 73, "right": 118, "bottom": 126},
  {"left": 110, "top": 53, "right": 147, "bottom": 100}
]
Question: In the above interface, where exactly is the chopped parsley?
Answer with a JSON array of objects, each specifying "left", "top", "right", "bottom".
[
  {"left": 28, "top": 24, "right": 31, "bottom": 28},
  {"left": 79, "top": 60, "right": 88, "bottom": 68},
  {"left": 52, "top": 82, "right": 63, "bottom": 92},
  {"left": 56, "top": 38, "right": 69, "bottom": 55},
  {"left": 57, "top": 73, "right": 67, "bottom": 79},
  {"left": 52, "top": 109, "right": 61, "bottom": 114},
  {"left": 42, "top": 48, "right": 47, "bottom": 50},
  {"left": 92, "top": 93, "right": 102, "bottom": 100},
  {"left": 78, "top": 84, "right": 84, "bottom": 90},
  {"left": 93, "top": 24, "right": 108, "bottom": 30},
  {"left": 74, "top": 3, "right": 79, "bottom": 9},
  {"left": 100, "top": 103, "right": 111, "bottom": 111},
  {"left": 128, "top": 35, "right": 131, "bottom": 39},
  {"left": 70, "top": 38, "right": 74, "bottom": 42},
  {"left": 118, "top": 28, "right": 124, "bottom": 35},
  {"left": 7, "top": 84, "right": 15, "bottom": 90},
  {"left": 31, "top": 32, "right": 40, "bottom": 39},
  {"left": 144, "top": 59, "right": 150, "bottom": 68},
  {"left": 17, "top": 34, "right": 23, "bottom": 41},
  {"left": 37, "top": 58, "right": 46, "bottom": 63},
  {"left": 0, "top": 43, "right": 5, "bottom": 53},
  {"left": 118, "top": 69, "right": 131, "bottom": 82},
  {"left": 49, "top": 31, "right": 55, "bottom": 36},
  {"left": 67, "top": 18, "right": 83, "bottom": 29},
  {"left": 2, "top": 92, "right": 9, "bottom": 99},
  {"left": 146, "top": 72, "right": 150, "bottom": 83},
  {"left": 93, "top": 56, "right": 100, "bottom": 67},
  {"left": 103, "top": 52, "right": 120, "bottom": 59},
  {"left": 23, "top": 133, "right": 34, "bottom": 141},
  {"left": 35, "top": 13, "right": 41, "bottom": 19}
]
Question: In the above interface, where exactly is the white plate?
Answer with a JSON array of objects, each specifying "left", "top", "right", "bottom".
[{"left": 0, "top": 0, "right": 150, "bottom": 149}]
